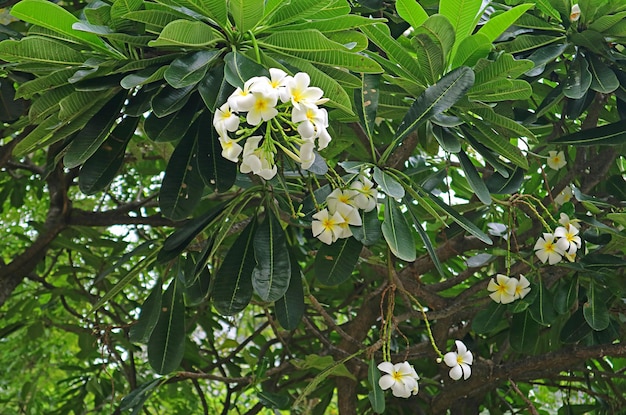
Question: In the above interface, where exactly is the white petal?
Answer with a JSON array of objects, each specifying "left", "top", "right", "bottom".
[
  {"left": 461, "top": 363, "right": 472, "bottom": 380},
  {"left": 443, "top": 352, "right": 457, "bottom": 368},
  {"left": 378, "top": 374, "right": 395, "bottom": 391},
  {"left": 377, "top": 361, "right": 394, "bottom": 374},
  {"left": 449, "top": 365, "right": 463, "bottom": 380},
  {"left": 454, "top": 340, "right": 467, "bottom": 355}
]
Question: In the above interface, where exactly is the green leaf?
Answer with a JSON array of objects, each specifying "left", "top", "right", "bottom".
[
  {"left": 15, "top": 67, "right": 77, "bottom": 100},
  {"left": 252, "top": 210, "right": 291, "bottom": 302},
  {"left": 451, "top": 33, "right": 492, "bottom": 68},
  {"left": 589, "top": 11, "right": 626, "bottom": 32},
  {"left": 412, "top": 32, "right": 446, "bottom": 85},
  {"left": 534, "top": 0, "right": 561, "bottom": 20},
  {"left": 587, "top": 55, "right": 619, "bottom": 94},
  {"left": 477, "top": 4, "right": 534, "bottom": 43},
  {"left": 265, "top": 0, "right": 330, "bottom": 27},
  {"left": 213, "top": 219, "right": 257, "bottom": 315},
  {"left": 148, "top": 278, "right": 185, "bottom": 375},
  {"left": 368, "top": 357, "right": 385, "bottom": 414},
  {"left": 151, "top": 84, "right": 195, "bottom": 117},
  {"left": 472, "top": 301, "right": 506, "bottom": 333},
  {"left": 264, "top": 45, "right": 382, "bottom": 74},
  {"left": 148, "top": 19, "right": 221, "bottom": 47},
  {"left": 314, "top": 237, "right": 362, "bottom": 285},
  {"left": 391, "top": 66, "right": 474, "bottom": 151},
  {"left": 119, "top": 380, "right": 162, "bottom": 415},
  {"left": 373, "top": 167, "right": 404, "bottom": 198},
  {"left": 170, "top": 0, "right": 228, "bottom": 27},
  {"left": 196, "top": 116, "right": 237, "bottom": 192},
  {"left": 223, "top": 51, "right": 269, "bottom": 89},
  {"left": 63, "top": 90, "right": 126, "bottom": 169},
  {"left": 198, "top": 64, "right": 234, "bottom": 112},
  {"left": 554, "top": 275, "right": 578, "bottom": 315},
  {"left": 426, "top": 193, "right": 493, "bottom": 244},
  {"left": 406, "top": 202, "right": 445, "bottom": 278},
  {"left": 129, "top": 280, "right": 162, "bottom": 343},
  {"left": 551, "top": 121, "right": 626, "bottom": 146},
  {"left": 79, "top": 116, "right": 139, "bottom": 194},
  {"left": 382, "top": 198, "right": 416, "bottom": 262},
  {"left": 529, "top": 280, "right": 557, "bottom": 326},
  {"left": 440, "top": 0, "right": 483, "bottom": 59},
  {"left": 120, "top": 65, "right": 168, "bottom": 89},
  {"left": 583, "top": 281, "right": 610, "bottom": 331},
  {"left": 485, "top": 167, "right": 525, "bottom": 194},
  {"left": 351, "top": 209, "right": 382, "bottom": 246},
  {"left": 230, "top": 0, "right": 264, "bottom": 33},
  {"left": 396, "top": 0, "right": 428, "bottom": 28},
  {"left": 564, "top": 55, "right": 592, "bottom": 99},
  {"left": 144, "top": 94, "right": 201, "bottom": 142},
  {"left": 510, "top": 310, "right": 540, "bottom": 353},
  {"left": 282, "top": 15, "right": 385, "bottom": 33},
  {"left": 561, "top": 308, "right": 593, "bottom": 344},
  {"left": 432, "top": 125, "right": 461, "bottom": 153},
  {"left": 0, "top": 37, "right": 85, "bottom": 65},
  {"left": 458, "top": 149, "right": 491, "bottom": 205},
  {"left": 164, "top": 50, "right": 219, "bottom": 88},
  {"left": 123, "top": 9, "right": 184, "bottom": 31},
  {"left": 468, "top": 78, "right": 532, "bottom": 102},
  {"left": 501, "top": 34, "right": 566, "bottom": 54},
  {"left": 275, "top": 256, "right": 304, "bottom": 330},
  {"left": 159, "top": 118, "right": 205, "bottom": 220},
  {"left": 354, "top": 73, "right": 380, "bottom": 140},
  {"left": 10, "top": 0, "right": 120, "bottom": 57}
]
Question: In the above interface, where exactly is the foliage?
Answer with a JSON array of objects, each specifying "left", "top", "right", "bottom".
[{"left": 1, "top": 0, "right": 625, "bottom": 414}]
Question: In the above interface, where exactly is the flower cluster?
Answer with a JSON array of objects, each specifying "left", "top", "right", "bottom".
[
  {"left": 487, "top": 274, "right": 531, "bottom": 304},
  {"left": 377, "top": 361, "right": 419, "bottom": 398},
  {"left": 443, "top": 340, "right": 473, "bottom": 381},
  {"left": 311, "top": 175, "right": 378, "bottom": 245},
  {"left": 534, "top": 213, "right": 582, "bottom": 264},
  {"left": 213, "top": 69, "right": 331, "bottom": 180}
]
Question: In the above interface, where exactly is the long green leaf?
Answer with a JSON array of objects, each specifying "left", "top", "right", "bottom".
[
  {"left": 196, "top": 115, "right": 237, "bottom": 192},
  {"left": 148, "top": 278, "right": 186, "bottom": 375},
  {"left": 583, "top": 281, "right": 610, "bottom": 331},
  {"left": 275, "top": 256, "right": 304, "bottom": 330},
  {"left": 164, "top": 50, "right": 219, "bottom": 88},
  {"left": 406, "top": 202, "right": 444, "bottom": 278},
  {"left": 529, "top": 279, "right": 557, "bottom": 326},
  {"left": 148, "top": 19, "right": 222, "bottom": 47},
  {"left": 368, "top": 357, "right": 385, "bottom": 414},
  {"left": 458, "top": 149, "right": 491, "bottom": 205},
  {"left": 551, "top": 121, "right": 626, "bottom": 146},
  {"left": 170, "top": 0, "right": 228, "bottom": 27},
  {"left": 129, "top": 280, "right": 163, "bottom": 343},
  {"left": 382, "top": 198, "right": 416, "bottom": 262},
  {"left": 373, "top": 167, "right": 405, "bottom": 198},
  {"left": 314, "top": 237, "right": 362, "bottom": 285},
  {"left": 477, "top": 4, "right": 534, "bottom": 43},
  {"left": 395, "top": 0, "right": 428, "bottom": 28},
  {"left": 587, "top": 55, "right": 619, "bottom": 94},
  {"left": 213, "top": 219, "right": 257, "bottom": 315},
  {"left": 252, "top": 210, "right": 291, "bottom": 302},
  {"left": 354, "top": 73, "right": 380, "bottom": 140},
  {"left": 0, "top": 37, "right": 85, "bottom": 65},
  {"left": 509, "top": 310, "right": 540, "bottom": 353},
  {"left": 230, "top": 0, "right": 264, "bottom": 33},
  {"left": 426, "top": 193, "right": 493, "bottom": 244},
  {"left": 440, "top": 0, "right": 483, "bottom": 59}
]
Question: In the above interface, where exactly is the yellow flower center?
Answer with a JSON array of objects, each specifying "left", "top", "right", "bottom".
[
  {"left": 544, "top": 241, "right": 556, "bottom": 253},
  {"left": 254, "top": 97, "right": 269, "bottom": 112}
]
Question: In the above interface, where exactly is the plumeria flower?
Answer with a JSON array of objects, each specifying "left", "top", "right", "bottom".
[
  {"left": 239, "top": 136, "right": 277, "bottom": 180},
  {"left": 218, "top": 136, "right": 243, "bottom": 163},
  {"left": 326, "top": 188, "right": 358, "bottom": 213},
  {"left": 246, "top": 90, "right": 278, "bottom": 126},
  {"left": 534, "top": 233, "right": 564, "bottom": 264},
  {"left": 317, "top": 127, "right": 332, "bottom": 150},
  {"left": 282, "top": 72, "right": 327, "bottom": 109},
  {"left": 443, "top": 340, "right": 473, "bottom": 381},
  {"left": 487, "top": 274, "right": 517, "bottom": 304},
  {"left": 350, "top": 177, "right": 378, "bottom": 212},
  {"left": 487, "top": 222, "right": 508, "bottom": 239},
  {"left": 249, "top": 68, "right": 289, "bottom": 97},
  {"left": 547, "top": 150, "right": 567, "bottom": 170},
  {"left": 558, "top": 213, "right": 581, "bottom": 230},
  {"left": 555, "top": 186, "right": 573, "bottom": 206},
  {"left": 227, "top": 78, "right": 256, "bottom": 112},
  {"left": 334, "top": 202, "right": 363, "bottom": 239},
  {"left": 299, "top": 140, "right": 316, "bottom": 170},
  {"left": 377, "top": 361, "right": 419, "bottom": 398},
  {"left": 213, "top": 102, "right": 239, "bottom": 135},
  {"left": 293, "top": 103, "right": 329, "bottom": 140},
  {"left": 555, "top": 224, "right": 582, "bottom": 254},
  {"left": 570, "top": 3, "right": 581, "bottom": 22},
  {"left": 513, "top": 274, "right": 531, "bottom": 300},
  {"left": 312, "top": 208, "right": 345, "bottom": 245}
]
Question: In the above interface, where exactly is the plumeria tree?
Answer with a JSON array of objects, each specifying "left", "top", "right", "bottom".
[{"left": 1, "top": 0, "right": 626, "bottom": 414}]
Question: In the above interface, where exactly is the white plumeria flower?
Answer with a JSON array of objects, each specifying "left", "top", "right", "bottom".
[
  {"left": 317, "top": 127, "right": 332, "bottom": 150},
  {"left": 377, "top": 361, "right": 419, "bottom": 398},
  {"left": 239, "top": 136, "right": 277, "bottom": 180},
  {"left": 547, "top": 150, "right": 567, "bottom": 170},
  {"left": 534, "top": 233, "right": 564, "bottom": 264},
  {"left": 334, "top": 202, "right": 362, "bottom": 239},
  {"left": 312, "top": 208, "right": 345, "bottom": 245},
  {"left": 514, "top": 274, "right": 531, "bottom": 300},
  {"left": 227, "top": 78, "right": 256, "bottom": 112},
  {"left": 570, "top": 3, "right": 581, "bottom": 21},
  {"left": 299, "top": 140, "right": 316, "bottom": 170},
  {"left": 554, "top": 224, "right": 582, "bottom": 254},
  {"left": 246, "top": 90, "right": 278, "bottom": 126},
  {"left": 487, "top": 222, "right": 508, "bottom": 239},
  {"left": 213, "top": 102, "right": 239, "bottom": 135},
  {"left": 218, "top": 136, "right": 243, "bottom": 163},
  {"left": 487, "top": 274, "right": 517, "bottom": 304},
  {"left": 443, "top": 340, "right": 473, "bottom": 381},
  {"left": 282, "top": 72, "right": 326, "bottom": 109},
  {"left": 326, "top": 188, "right": 358, "bottom": 213},
  {"left": 293, "top": 104, "right": 329, "bottom": 139},
  {"left": 555, "top": 186, "right": 573, "bottom": 206},
  {"left": 249, "top": 69, "right": 289, "bottom": 97},
  {"left": 558, "top": 213, "right": 581, "bottom": 230},
  {"left": 350, "top": 177, "right": 378, "bottom": 212}
]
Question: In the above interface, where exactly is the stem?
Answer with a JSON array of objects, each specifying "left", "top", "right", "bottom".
[
  {"left": 248, "top": 31, "right": 262, "bottom": 64},
  {"left": 401, "top": 290, "right": 444, "bottom": 360}
]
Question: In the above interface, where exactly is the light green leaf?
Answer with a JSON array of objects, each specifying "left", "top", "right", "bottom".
[
  {"left": 501, "top": 34, "right": 566, "bottom": 54},
  {"left": 534, "top": 0, "right": 561, "bottom": 20},
  {"left": 148, "top": 278, "right": 186, "bottom": 375},
  {"left": 451, "top": 33, "right": 492, "bottom": 68},
  {"left": 148, "top": 19, "right": 221, "bottom": 47},
  {"left": 477, "top": 4, "right": 534, "bottom": 43},
  {"left": 0, "top": 37, "right": 85, "bottom": 65},
  {"left": 440, "top": 0, "right": 483, "bottom": 58},
  {"left": 123, "top": 10, "right": 186, "bottom": 31},
  {"left": 10, "top": 0, "right": 120, "bottom": 57},
  {"left": 382, "top": 198, "right": 416, "bottom": 262},
  {"left": 230, "top": 0, "right": 264, "bottom": 33},
  {"left": 314, "top": 237, "right": 362, "bottom": 285},
  {"left": 589, "top": 11, "right": 626, "bottom": 32},
  {"left": 265, "top": 0, "right": 330, "bottom": 27},
  {"left": 252, "top": 210, "right": 291, "bottom": 302},
  {"left": 373, "top": 167, "right": 405, "bottom": 198},
  {"left": 412, "top": 32, "right": 445, "bottom": 85},
  {"left": 396, "top": 0, "right": 428, "bottom": 28},
  {"left": 468, "top": 78, "right": 532, "bottom": 101},
  {"left": 282, "top": 15, "right": 385, "bottom": 33},
  {"left": 171, "top": 0, "right": 228, "bottom": 27}
]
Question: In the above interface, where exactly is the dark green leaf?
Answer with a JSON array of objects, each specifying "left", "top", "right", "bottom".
[
  {"left": 354, "top": 73, "right": 380, "bottom": 140},
  {"left": 529, "top": 280, "right": 557, "bottom": 326},
  {"left": 472, "top": 301, "right": 506, "bottom": 334},
  {"left": 564, "top": 55, "right": 592, "bottom": 99},
  {"left": 485, "top": 168, "right": 525, "bottom": 195},
  {"left": 196, "top": 116, "right": 237, "bottom": 192},
  {"left": 561, "top": 308, "right": 593, "bottom": 344},
  {"left": 213, "top": 219, "right": 257, "bottom": 315},
  {"left": 129, "top": 280, "right": 162, "bottom": 343},
  {"left": 587, "top": 55, "right": 619, "bottom": 94},
  {"left": 164, "top": 50, "right": 220, "bottom": 88},
  {"left": 552, "top": 121, "right": 626, "bottom": 146},
  {"left": 119, "top": 380, "right": 162, "bottom": 415},
  {"left": 368, "top": 357, "right": 385, "bottom": 414},
  {"left": 431, "top": 125, "right": 461, "bottom": 153},
  {"left": 252, "top": 210, "right": 291, "bottom": 302},
  {"left": 382, "top": 197, "right": 416, "bottom": 262},
  {"left": 159, "top": 118, "right": 205, "bottom": 220},
  {"left": 458, "top": 149, "right": 491, "bottom": 205},
  {"left": 554, "top": 275, "right": 578, "bottom": 315},
  {"left": 275, "top": 256, "right": 304, "bottom": 330},
  {"left": 257, "top": 390, "right": 292, "bottom": 410},
  {"left": 426, "top": 193, "right": 493, "bottom": 244},
  {"left": 583, "top": 281, "right": 610, "bottom": 331},
  {"left": 351, "top": 208, "right": 382, "bottom": 246},
  {"left": 223, "top": 51, "right": 269, "bottom": 89},
  {"left": 314, "top": 236, "right": 362, "bottom": 285},
  {"left": 406, "top": 202, "right": 444, "bottom": 278},
  {"left": 198, "top": 64, "right": 234, "bottom": 112},
  {"left": 373, "top": 167, "right": 404, "bottom": 198},
  {"left": 510, "top": 310, "right": 540, "bottom": 353},
  {"left": 151, "top": 84, "right": 195, "bottom": 118},
  {"left": 147, "top": 279, "right": 185, "bottom": 375},
  {"left": 144, "top": 95, "right": 200, "bottom": 142}
]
